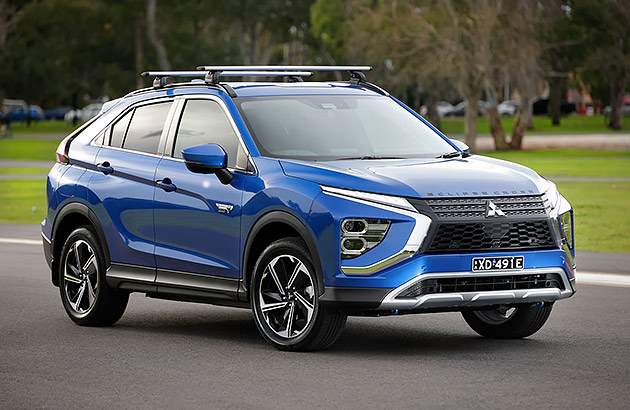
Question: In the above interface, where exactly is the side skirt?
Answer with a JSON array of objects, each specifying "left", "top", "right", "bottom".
[{"left": 106, "top": 263, "right": 249, "bottom": 309}]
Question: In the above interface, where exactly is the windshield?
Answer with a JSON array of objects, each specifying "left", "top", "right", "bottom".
[{"left": 236, "top": 95, "right": 455, "bottom": 161}]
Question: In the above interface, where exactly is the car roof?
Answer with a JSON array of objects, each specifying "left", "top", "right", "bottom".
[{"left": 226, "top": 82, "right": 384, "bottom": 98}]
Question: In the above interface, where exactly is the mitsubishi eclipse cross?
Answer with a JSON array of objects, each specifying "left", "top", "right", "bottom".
[{"left": 42, "top": 66, "right": 576, "bottom": 351}]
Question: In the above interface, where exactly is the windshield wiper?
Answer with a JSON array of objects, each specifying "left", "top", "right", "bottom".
[
  {"left": 437, "top": 151, "right": 462, "bottom": 159},
  {"left": 335, "top": 155, "right": 406, "bottom": 161}
]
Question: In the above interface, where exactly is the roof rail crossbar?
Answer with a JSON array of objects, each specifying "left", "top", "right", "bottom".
[
  {"left": 141, "top": 70, "right": 313, "bottom": 87},
  {"left": 195, "top": 65, "right": 376, "bottom": 90},
  {"left": 195, "top": 65, "right": 372, "bottom": 72}
]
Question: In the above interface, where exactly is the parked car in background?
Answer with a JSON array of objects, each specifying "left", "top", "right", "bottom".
[
  {"left": 497, "top": 101, "right": 518, "bottom": 117},
  {"left": 3, "top": 99, "right": 44, "bottom": 122},
  {"left": 532, "top": 98, "right": 576, "bottom": 116},
  {"left": 45, "top": 106, "right": 73, "bottom": 120},
  {"left": 602, "top": 102, "right": 630, "bottom": 118},
  {"left": 445, "top": 101, "right": 487, "bottom": 117},
  {"left": 437, "top": 101, "right": 454, "bottom": 117},
  {"left": 65, "top": 103, "right": 104, "bottom": 123}
]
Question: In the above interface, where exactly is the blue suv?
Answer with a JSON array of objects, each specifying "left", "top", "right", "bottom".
[{"left": 42, "top": 66, "right": 576, "bottom": 351}]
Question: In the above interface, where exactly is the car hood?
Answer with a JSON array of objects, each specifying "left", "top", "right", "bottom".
[{"left": 280, "top": 155, "right": 551, "bottom": 198}]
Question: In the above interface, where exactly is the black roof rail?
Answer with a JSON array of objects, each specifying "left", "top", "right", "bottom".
[{"left": 138, "top": 65, "right": 388, "bottom": 97}]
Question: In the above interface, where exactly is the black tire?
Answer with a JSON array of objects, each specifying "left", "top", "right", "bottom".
[
  {"left": 251, "top": 237, "right": 346, "bottom": 351},
  {"left": 462, "top": 303, "right": 553, "bottom": 339},
  {"left": 58, "top": 226, "right": 128, "bottom": 326}
]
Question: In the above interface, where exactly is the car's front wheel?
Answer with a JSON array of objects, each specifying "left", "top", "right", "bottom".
[
  {"left": 59, "top": 226, "right": 129, "bottom": 326},
  {"left": 251, "top": 238, "right": 346, "bottom": 351},
  {"left": 461, "top": 303, "right": 553, "bottom": 339}
]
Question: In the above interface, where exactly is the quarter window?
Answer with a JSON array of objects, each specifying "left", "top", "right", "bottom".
[
  {"left": 121, "top": 101, "right": 172, "bottom": 154},
  {"left": 173, "top": 99, "right": 240, "bottom": 168},
  {"left": 110, "top": 111, "right": 132, "bottom": 148}
]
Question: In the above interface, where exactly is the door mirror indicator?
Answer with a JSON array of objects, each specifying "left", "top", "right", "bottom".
[{"left": 182, "top": 143, "right": 233, "bottom": 184}]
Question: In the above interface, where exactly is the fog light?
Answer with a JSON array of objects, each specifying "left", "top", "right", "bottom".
[
  {"left": 342, "top": 238, "right": 366, "bottom": 252},
  {"left": 340, "top": 218, "right": 390, "bottom": 259}
]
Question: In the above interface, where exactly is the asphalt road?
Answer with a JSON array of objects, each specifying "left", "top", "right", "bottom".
[{"left": 1, "top": 225, "right": 629, "bottom": 409}]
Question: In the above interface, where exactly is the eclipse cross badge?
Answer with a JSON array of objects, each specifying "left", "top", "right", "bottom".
[{"left": 485, "top": 200, "right": 506, "bottom": 218}]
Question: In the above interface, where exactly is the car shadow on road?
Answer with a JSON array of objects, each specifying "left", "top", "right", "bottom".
[{"left": 112, "top": 307, "right": 553, "bottom": 356}]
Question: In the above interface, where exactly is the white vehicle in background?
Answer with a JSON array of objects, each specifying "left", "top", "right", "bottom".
[
  {"left": 498, "top": 100, "right": 518, "bottom": 116},
  {"left": 437, "top": 101, "right": 454, "bottom": 117},
  {"left": 64, "top": 102, "right": 104, "bottom": 122}
]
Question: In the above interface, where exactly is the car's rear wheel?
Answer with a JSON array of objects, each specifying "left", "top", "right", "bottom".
[
  {"left": 59, "top": 226, "right": 128, "bottom": 326},
  {"left": 461, "top": 303, "right": 553, "bottom": 339},
  {"left": 251, "top": 237, "right": 346, "bottom": 351}
]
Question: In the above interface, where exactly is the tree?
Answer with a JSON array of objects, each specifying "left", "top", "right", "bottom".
[{"left": 573, "top": 0, "right": 630, "bottom": 130}]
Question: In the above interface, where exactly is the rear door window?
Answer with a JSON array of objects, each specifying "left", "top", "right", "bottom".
[{"left": 121, "top": 101, "right": 172, "bottom": 154}]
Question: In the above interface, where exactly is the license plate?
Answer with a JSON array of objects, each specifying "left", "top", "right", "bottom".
[{"left": 472, "top": 256, "right": 524, "bottom": 272}]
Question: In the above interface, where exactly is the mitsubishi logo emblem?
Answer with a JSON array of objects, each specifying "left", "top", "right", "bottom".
[{"left": 485, "top": 200, "right": 506, "bottom": 218}]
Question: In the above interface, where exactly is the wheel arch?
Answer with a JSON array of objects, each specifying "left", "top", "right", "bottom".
[
  {"left": 51, "top": 202, "right": 110, "bottom": 287},
  {"left": 242, "top": 211, "right": 324, "bottom": 299}
]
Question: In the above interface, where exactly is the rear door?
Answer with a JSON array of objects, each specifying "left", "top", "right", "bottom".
[
  {"left": 89, "top": 99, "right": 175, "bottom": 281},
  {"left": 153, "top": 95, "right": 252, "bottom": 289}
]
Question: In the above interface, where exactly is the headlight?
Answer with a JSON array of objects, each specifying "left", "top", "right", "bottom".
[
  {"left": 340, "top": 218, "right": 391, "bottom": 259},
  {"left": 559, "top": 210, "right": 574, "bottom": 250},
  {"left": 544, "top": 182, "right": 572, "bottom": 218},
  {"left": 544, "top": 182, "right": 574, "bottom": 250}
]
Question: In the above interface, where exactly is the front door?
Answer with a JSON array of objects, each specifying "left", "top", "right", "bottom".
[{"left": 153, "top": 97, "right": 250, "bottom": 287}]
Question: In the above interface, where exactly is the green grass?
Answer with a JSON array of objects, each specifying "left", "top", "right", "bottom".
[
  {"left": 0, "top": 138, "right": 62, "bottom": 161},
  {"left": 556, "top": 181, "right": 630, "bottom": 253},
  {"left": 439, "top": 115, "right": 630, "bottom": 135},
  {"left": 0, "top": 178, "right": 47, "bottom": 224},
  {"left": 0, "top": 167, "right": 49, "bottom": 174},
  {"left": 483, "top": 149, "right": 630, "bottom": 178},
  {"left": 10, "top": 120, "right": 80, "bottom": 135}
]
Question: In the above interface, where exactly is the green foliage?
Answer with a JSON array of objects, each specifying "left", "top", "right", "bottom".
[
  {"left": 0, "top": 178, "right": 47, "bottom": 224},
  {"left": 440, "top": 115, "right": 630, "bottom": 135},
  {"left": 0, "top": 138, "right": 62, "bottom": 161}
]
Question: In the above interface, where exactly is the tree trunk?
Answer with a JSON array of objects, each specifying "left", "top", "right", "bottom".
[
  {"left": 464, "top": 95, "right": 481, "bottom": 153},
  {"left": 510, "top": 96, "right": 532, "bottom": 150},
  {"left": 609, "top": 78, "right": 625, "bottom": 130},
  {"left": 548, "top": 76, "right": 562, "bottom": 126},
  {"left": 146, "top": 0, "right": 170, "bottom": 70},
  {"left": 488, "top": 105, "right": 509, "bottom": 150},
  {"left": 484, "top": 79, "right": 508, "bottom": 150},
  {"left": 135, "top": 16, "right": 144, "bottom": 89},
  {"left": 425, "top": 94, "right": 441, "bottom": 130}
]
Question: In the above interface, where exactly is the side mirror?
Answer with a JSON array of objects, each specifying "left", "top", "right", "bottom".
[
  {"left": 451, "top": 139, "right": 471, "bottom": 157},
  {"left": 181, "top": 143, "right": 233, "bottom": 184}
]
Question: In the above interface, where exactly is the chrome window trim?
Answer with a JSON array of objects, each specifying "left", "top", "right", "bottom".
[
  {"left": 378, "top": 267, "right": 574, "bottom": 310},
  {"left": 320, "top": 186, "right": 432, "bottom": 275},
  {"left": 89, "top": 96, "right": 177, "bottom": 153}
]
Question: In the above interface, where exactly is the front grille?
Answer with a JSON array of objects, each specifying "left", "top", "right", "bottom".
[
  {"left": 427, "top": 220, "right": 555, "bottom": 253},
  {"left": 396, "top": 273, "right": 564, "bottom": 299},
  {"left": 419, "top": 195, "right": 549, "bottom": 220}
]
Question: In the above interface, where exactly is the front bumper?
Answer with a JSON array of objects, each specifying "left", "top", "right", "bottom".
[{"left": 320, "top": 267, "right": 576, "bottom": 313}]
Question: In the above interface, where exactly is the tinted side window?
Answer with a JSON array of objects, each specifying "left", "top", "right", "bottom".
[
  {"left": 173, "top": 99, "right": 240, "bottom": 168},
  {"left": 110, "top": 110, "right": 132, "bottom": 148},
  {"left": 122, "top": 102, "right": 172, "bottom": 154}
]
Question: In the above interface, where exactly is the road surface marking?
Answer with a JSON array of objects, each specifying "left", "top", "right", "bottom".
[
  {"left": 576, "top": 272, "right": 630, "bottom": 287},
  {"left": 0, "top": 238, "right": 41, "bottom": 246}
]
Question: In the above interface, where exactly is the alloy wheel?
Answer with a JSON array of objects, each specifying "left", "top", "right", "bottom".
[
  {"left": 63, "top": 239, "right": 99, "bottom": 316},
  {"left": 258, "top": 254, "right": 316, "bottom": 339}
]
